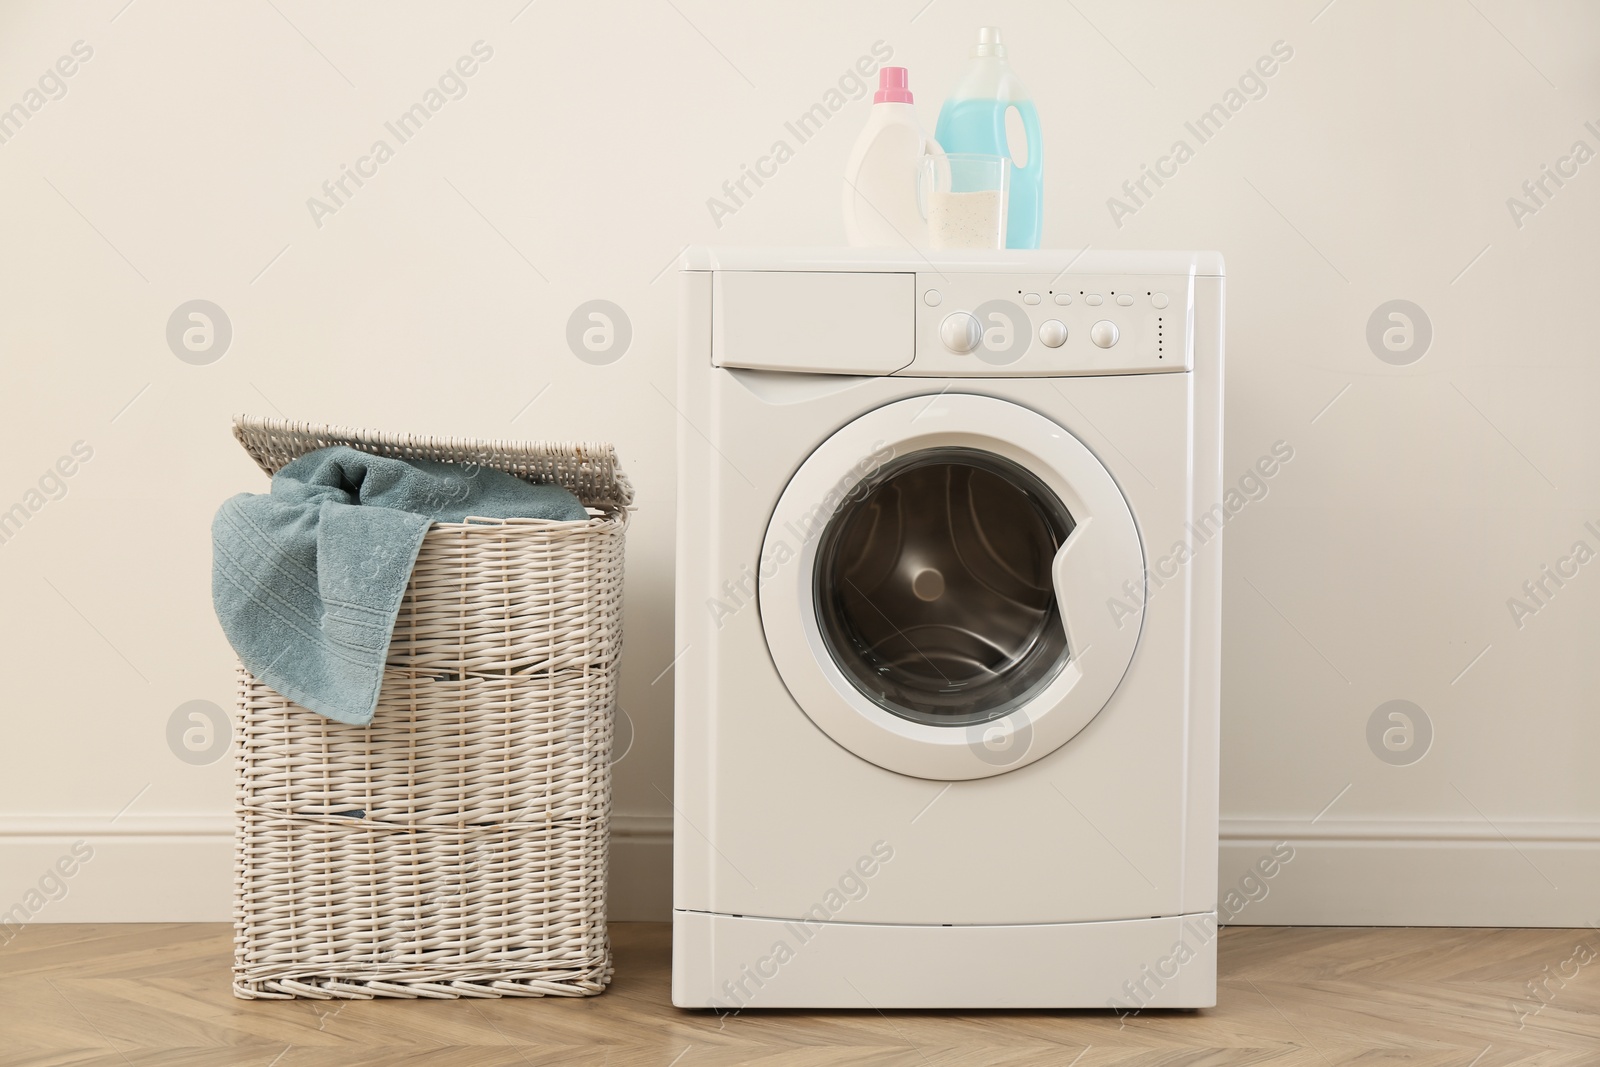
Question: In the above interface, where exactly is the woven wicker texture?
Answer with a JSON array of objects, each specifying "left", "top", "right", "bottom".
[
  {"left": 231, "top": 417, "right": 626, "bottom": 999},
  {"left": 232, "top": 414, "right": 634, "bottom": 509}
]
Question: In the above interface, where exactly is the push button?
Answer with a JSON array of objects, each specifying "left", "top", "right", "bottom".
[
  {"left": 1053, "top": 293, "right": 1071, "bottom": 305},
  {"left": 1090, "top": 320, "right": 1119, "bottom": 348},
  {"left": 1152, "top": 293, "right": 1169, "bottom": 309},
  {"left": 1085, "top": 294, "right": 1104, "bottom": 306},
  {"left": 1023, "top": 293, "right": 1041, "bottom": 305},
  {"left": 1039, "top": 319, "right": 1067, "bottom": 348},
  {"left": 1116, "top": 294, "right": 1134, "bottom": 306},
  {"left": 923, "top": 289, "right": 942, "bottom": 307}
]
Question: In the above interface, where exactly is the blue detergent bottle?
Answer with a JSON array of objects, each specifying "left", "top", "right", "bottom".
[{"left": 935, "top": 27, "right": 1043, "bottom": 249}]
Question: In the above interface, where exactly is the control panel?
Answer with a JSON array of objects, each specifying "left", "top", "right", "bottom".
[{"left": 904, "top": 273, "right": 1192, "bottom": 376}]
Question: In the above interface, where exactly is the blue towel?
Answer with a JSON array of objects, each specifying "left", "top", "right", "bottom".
[{"left": 212, "top": 446, "right": 588, "bottom": 725}]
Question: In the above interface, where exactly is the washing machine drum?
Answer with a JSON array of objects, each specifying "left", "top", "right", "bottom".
[
  {"left": 814, "top": 448, "right": 1074, "bottom": 728},
  {"left": 761, "top": 394, "right": 1147, "bottom": 781}
]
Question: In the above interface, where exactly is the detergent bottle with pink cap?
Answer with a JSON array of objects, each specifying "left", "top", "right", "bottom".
[{"left": 842, "top": 67, "right": 942, "bottom": 247}]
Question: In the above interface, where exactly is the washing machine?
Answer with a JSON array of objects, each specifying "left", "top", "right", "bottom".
[{"left": 672, "top": 248, "right": 1223, "bottom": 1010}]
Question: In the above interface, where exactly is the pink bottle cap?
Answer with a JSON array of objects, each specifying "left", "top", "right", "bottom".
[{"left": 875, "top": 67, "right": 913, "bottom": 104}]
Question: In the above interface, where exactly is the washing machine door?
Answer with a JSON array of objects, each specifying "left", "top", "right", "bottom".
[{"left": 760, "top": 393, "right": 1146, "bottom": 781}]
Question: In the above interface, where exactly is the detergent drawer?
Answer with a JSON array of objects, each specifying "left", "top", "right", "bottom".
[{"left": 712, "top": 270, "right": 914, "bottom": 375}]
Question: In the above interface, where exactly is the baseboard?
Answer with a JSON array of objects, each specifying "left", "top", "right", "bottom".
[
  {"left": 0, "top": 812, "right": 675, "bottom": 928},
  {"left": 1219, "top": 819, "right": 1600, "bottom": 927},
  {"left": 5, "top": 814, "right": 1595, "bottom": 928},
  {"left": 609, "top": 813, "right": 673, "bottom": 921}
]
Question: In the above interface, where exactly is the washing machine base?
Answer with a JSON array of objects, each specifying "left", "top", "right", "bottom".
[{"left": 671, "top": 909, "right": 1219, "bottom": 1010}]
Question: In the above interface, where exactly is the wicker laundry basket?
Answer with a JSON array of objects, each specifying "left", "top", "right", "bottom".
[{"left": 229, "top": 416, "right": 630, "bottom": 999}]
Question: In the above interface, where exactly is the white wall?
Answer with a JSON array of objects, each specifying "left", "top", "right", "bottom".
[{"left": 2, "top": 0, "right": 1596, "bottom": 929}]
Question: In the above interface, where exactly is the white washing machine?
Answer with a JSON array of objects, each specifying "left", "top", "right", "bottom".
[{"left": 672, "top": 248, "right": 1223, "bottom": 1010}]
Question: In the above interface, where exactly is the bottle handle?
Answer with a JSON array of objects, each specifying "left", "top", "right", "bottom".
[
  {"left": 917, "top": 139, "right": 946, "bottom": 222},
  {"left": 1011, "top": 104, "right": 1042, "bottom": 176}
]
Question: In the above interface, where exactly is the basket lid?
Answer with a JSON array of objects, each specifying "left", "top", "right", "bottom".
[{"left": 231, "top": 415, "right": 633, "bottom": 509}]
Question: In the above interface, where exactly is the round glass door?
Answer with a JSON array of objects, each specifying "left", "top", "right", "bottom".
[
  {"left": 760, "top": 393, "right": 1145, "bottom": 780},
  {"left": 813, "top": 448, "right": 1075, "bottom": 727}
]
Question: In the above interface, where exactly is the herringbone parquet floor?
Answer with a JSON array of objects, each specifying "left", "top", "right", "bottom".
[{"left": 3, "top": 923, "right": 1598, "bottom": 1065}]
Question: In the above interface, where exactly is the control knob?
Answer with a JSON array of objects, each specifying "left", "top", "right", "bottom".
[{"left": 940, "top": 312, "right": 982, "bottom": 354}]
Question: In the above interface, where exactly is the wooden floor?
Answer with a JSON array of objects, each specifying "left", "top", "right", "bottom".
[{"left": 3, "top": 923, "right": 1598, "bottom": 1065}]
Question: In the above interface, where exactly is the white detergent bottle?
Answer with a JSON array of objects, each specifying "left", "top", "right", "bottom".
[{"left": 843, "top": 67, "right": 941, "bottom": 247}]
